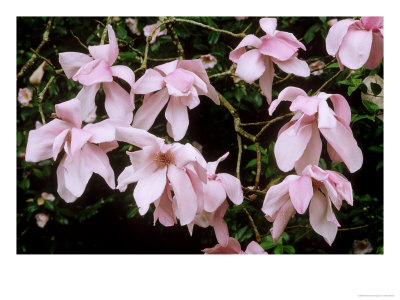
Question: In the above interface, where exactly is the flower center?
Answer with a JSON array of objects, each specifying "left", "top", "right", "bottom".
[{"left": 155, "top": 151, "right": 174, "bottom": 168}]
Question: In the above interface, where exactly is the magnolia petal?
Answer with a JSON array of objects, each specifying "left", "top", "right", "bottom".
[
  {"left": 318, "top": 100, "right": 337, "bottom": 129},
  {"left": 167, "top": 164, "right": 198, "bottom": 225},
  {"left": 236, "top": 49, "right": 266, "bottom": 84},
  {"left": 56, "top": 156, "right": 78, "bottom": 203},
  {"left": 73, "top": 59, "right": 113, "bottom": 86},
  {"left": 328, "top": 94, "right": 351, "bottom": 126},
  {"left": 294, "top": 123, "right": 322, "bottom": 174},
  {"left": 155, "top": 60, "right": 178, "bottom": 76},
  {"left": 361, "top": 17, "right": 384, "bottom": 31},
  {"left": 186, "top": 167, "right": 205, "bottom": 214},
  {"left": 202, "top": 237, "right": 241, "bottom": 254},
  {"left": 134, "top": 68, "right": 165, "bottom": 94},
  {"left": 274, "top": 56, "right": 310, "bottom": 77},
  {"left": 134, "top": 167, "right": 167, "bottom": 213},
  {"left": 213, "top": 201, "right": 230, "bottom": 246},
  {"left": 165, "top": 96, "right": 189, "bottom": 141},
  {"left": 338, "top": 28, "right": 373, "bottom": 70},
  {"left": 55, "top": 98, "right": 82, "bottom": 128},
  {"left": 302, "top": 165, "right": 329, "bottom": 181},
  {"left": 165, "top": 68, "right": 195, "bottom": 95},
  {"left": 309, "top": 190, "right": 338, "bottom": 246},
  {"left": 111, "top": 65, "right": 135, "bottom": 108},
  {"left": 204, "top": 180, "right": 227, "bottom": 213},
  {"left": 70, "top": 128, "right": 92, "bottom": 156},
  {"left": 270, "top": 199, "right": 296, "bottom": 243},
  {"left": 63, "top": 151, "right": 93, "bottom": 198},
  {"left": 115, "top": 126, "right": 164, "bottom": 149},
  {"left": 132, "top": 88, "right": 170, "bottom": 131},
  {"left": 326, "top": 19, "right": 358, "bottom": 56},
  {"left": 365, "top": 32, "right": 384, "bottom": 70},
  {"left": 269, "top": 86, "right": 307, "bottom": 115},
  {"left": 207, "top": 152, "right": 229, "bottom": 175},
  {"left": 59, "top": 52, "right": 93, "bottom": 79},
  {"left": 259, "top": 18, "right": 277, "bottom": 36},
  {"left": 320, "top": 120, "right": 363, "bottom": 173},
  {"left": 76, "top": 84, "right": 100, "bottom": 123},
  {"left": 327, "top": 142, "right": 343, "bottom": 162},
  {"left": 103, "top": 81, "right": 134, "bottom": 124},
  {"left": 259, "top": 36, "right": 299, "bottom": 61},
  {"left": 84, "top": 119, "right": 122, "bottom": 144},
  {"left": 259, "top": 57, "right": 274, "bottom": 104},
  {"left": 229, "top": 34, "right": 262, "bottom": 63},
  {"left": 205, "top": 83, "right": 220, "bottom": 105},
  {"left": 290, "top": 95, "right": 320, "bottom": 116},
  {"left": 326, "top": 170, "right": 353, "bottom": 206},
  {"left": 88, "top": 25, "right": 118, "bottom": 66},
  {"left": 288, "top": 175, "right": 313, "bottom": 214},
  {"left": 275, "top": 31, "right": 306, "bottom": 51},
  {"left": 218, "top": 173, "right": 243, "bottom": 205},
  {"left": 153, "top": 186, "right": 176, "bottom": 227},
  {"left": 116, "top": 165, "right": 135, "bottom": 192},
  {"left": 245, "top": 241, "right": 267, "bottom": 254},
  {"left": 25, "top": 119, "right": 71, "bottom": 162},
  {"left": 99, "top": 140, "right": 118, "bottom": 153},
  {"left": 52, "top": 129, "right": 69, "bottom": 161}
]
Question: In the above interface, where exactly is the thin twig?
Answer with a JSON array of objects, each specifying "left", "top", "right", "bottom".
[
  {"left": 241, "top": 204, "right": 261, "bottom": 243},
  {"left": 313, "top": 69, "right": 342, "bottom": 95},
  {"left": 166, "top": 23, "right": 184, "bottom": 59},
  {"left": 173, "top": 18, "right": 246, "bottom": 38},
  {"left": 254, "top": 142, "right": 262, "bottom": 189},
  {"left": 70, "top": 30, "right": 89, "bottom": 50},
  {"left": 236, "top": 134, "right": 242, "bottom": 180},
  {"left": 30, "top": 48, "right": 55, "bottom": 69},
  {"left": 255, "top": 112, "right": 294, "bottom": 140},
  {"left": 37, "top": 75, "right": 56, "bottom": 124},
  {"left": 100, "top": 17, "right": 112, "bottom": 45}
]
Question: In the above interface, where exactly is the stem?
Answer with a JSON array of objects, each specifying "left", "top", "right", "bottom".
[
  {"left": 166, "top": 23, "right": 184, "bottom": 60},
  {"left": 241, "top": 204, "right": 261, "bottom": 243},
  {"left": 173, "top": 18, "right": 246, "bottom": 38},
  {"left": 100, "top": 17, "right": 112, "bottom": 45},
  {"left": 313, "top": 69, "right": 341, "bottom": 95},
  {"left": 236, "top": 134, "right": 242, "bottom": 180},
  {"left": 254, "top": 142, "right": 261, "bottom": 189},
  {"left": 37, "top": 75, "right": 56, "bottom": 124}
]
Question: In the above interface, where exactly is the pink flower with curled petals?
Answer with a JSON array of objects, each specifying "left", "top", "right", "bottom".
[
  {"left": 262, "top": 164, "right": 353, "bottom": 245},
  {"left": 186, "top": 152, "right": 243, "bottom": 246},
  {"left": 18, "top": 88, "right": 32, "bottom": 106},
  {"left": 41, "top": 192, "right": 55, "bottom": 201},
  {"left": 326, "top": 17, "right": 383, "bottom": 70},
  {"left": 59, "top": 25, "right": 135, "bottom": 124},
  {"left": 25, "top": 98, "right": 119, "bottom": 203},
  {"left": 35, "top": 213, "right": 49, "bottom": 228},
  {"left": 132, "top": 59, "right": 220, "bottom": 141},
  {"left": 143, "top": 21, "right": 167, "bottom": 44},
  {"left": 115, "top": 126, "right": 207, "bottom": 225},
  {"left": 200, "top": 54, "right": 217, "bottom": 69},
  {"left": 125, "top": 18, "right": 140, "bottom": 36},
  {"left": 229, "top": 18, "right": 309, "bottom": 104},
  {"left": 269, "top": 87, "right": 363, "bottom": 173},
  {"left": 202, "top": 237, "right": 267, "bottom": 254}
]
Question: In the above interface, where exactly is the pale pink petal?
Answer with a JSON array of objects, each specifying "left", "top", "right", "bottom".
[
  {"left": 103, "top": 81, "right": 134, "bottom": 124},
  {"left": 361, "top": 17, "right": 383, "bottom": 31},
  {"left": 25, "top": 119, "right": 71, "bottom": 162},
  {"left": 59, "top": 52, "right": 93, "bottom": 79},
  {"left": 52, "top": 128, "right": 70, "bottom": 161},
  {"left": 202, "top": 237, "right": 241, "bottom": 254},
  {"left": 155, "top": 60, "right": 178, "bottom": 76},
  {"left": 169, "top": 144, "right": 207, "bottom": 182},
  {"left": 180, "top": 87, "right": 200, "bottom": 109},
  {"left": 167, "top": 164, "right": 198, "bottom": 225},
  {"left": 309, "top": 190, "right": 338, "bottom": 246},
  {"left": 117, "top": 165, "right": 136, "bottom": 192},
  {"left": 270, "top": 199, "right": 296, "bottom": 243},
  {"left": 204, "top": 83, "right": 220, "bottom": 105},
  {"left": 203, "top": 180, "right": 227, "bottom": 213},
  {"left": 186, "top": 167, "right": 205, "bottom": 214},
  {"left": 327, "top": 142, "right": 343, "bottom": 162},
  {"left": 134, "top": 167, "right": 167, "bottom": 214},
  {"left": 134, "top": 69, "right": 165, "bottom": 94},
  {"left": 56, "top": 156, "right": 78, "bottom": 203},
  {"left": 70, "top": 128, "right": 92, "bottom": 156},
  {"left": 235, "top": 49, "right": 266, "bottom": 84},
  {"left": 165, "top": 96, "right": 189, "bottom": 141},
  {"left": 326, "top": 171, "right": 353, "bottom": 206},
  {"left": 207, "top": 152, "right": 229, "bottom": 175},
  {"left": 320, "top": 120, "right": 363, "bottom": 173},
  {"left": 72, "top": 59, "right": 113, "bottom": 86},
  {"left": 259, "top": 36, "right": 299, "bottom": 61},
  {"left": 84, "top": 119, "right": 122, "bottom": 144},
  {"left": 290, "top": 95, "right": 320, "bottom": 115},
  {"left": 229, "top": 35, "right": 262, "bottom": 63},
  {"left": 338, "top": 28, "right": 373, "bottom": 69},
  {"left": 326, "top": 19, "right": 358, "bottom": 56},
  {"left": 88, "top": 25, "right": 119, "bottom": 66},
  {"left": 365, "top": 32, "right": 383, "bottom": 70},
  {"left": 294, "top": 123, "right": 322, "bottom": 174},
  {"left": 55, "top": 98, "right": 82, "bottom": 128},
  {"left": 127, "top": 148, "right": 158, "bottom": 174},
  {"left": 327, "top": 93, "right": 351, "bottom": 126},
  {"left": 318, "top": 100, "right": 337, "bottom": 129},
  {"left": 63, "top": 151, "right": 93, "bottom": 198},
  {"left": 259, "top": 18, "right": 277, "bottom": 36},
  {"left": 217, "top": 173, "right": 243, "bottom": 205},
  {"left": 99, "top": 140, "right": 118, "bottom": 153},
  {"left": 301, "top": 165, "right": 329, "bottom": 181},
  {"left": 132, "top": 88, "right": 170, "bottom": 130},
  {"left": 245, "top": 241, "right": 267, "bottom": 254},
  {"left": 153, "top": 186, "right": 176, "bottom": 227},
  {"left": 259, "top": 57, "right": 274, "bottom": 104},
  {"left": 111, "top": 65, "right": 135, "bottom": 107},
  {"left": 212, "top": 200, "right": 230, "bottom": 246},
  {"left": 165, "top": 68, "right": 195, "bottom": 96},
  {"left": 274, "top": 56, "right": 310, "bottom": 77},
  {"left": 76, "top": 84, "right": 100, "bottom": 123},
  {"left": 115, "top": 126, "right": 164, "bottom": 149},
  {"left": 274, "top": 119, "right": 313, "bottom": 172},
  {"left": 275, "top": 31, "right": 306, "bottom": 51},
  {"left": 288, "top": 175, "right": 313, "bottom": 214},
  {"left": 269, "top": 86, "right": 307, "bottom": 115}
]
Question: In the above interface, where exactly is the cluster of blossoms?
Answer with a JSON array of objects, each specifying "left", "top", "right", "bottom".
[{"left": 24, "top": 16, "right": 383, "bottom": 253}]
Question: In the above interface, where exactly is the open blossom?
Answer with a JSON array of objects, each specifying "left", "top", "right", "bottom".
[
  {"left": 186, "top": 152, "right": 243, "bottom": 246},
  {"left": 132, "top": 59, "right": 220, "bottom": 141},
  {"left": 59, "top": 25, "right": 135, "bottom": 123},
  {"left": 269, "top": 87, "right": 363, "bottom": 173},
  {"left": 326, "top": 17, "right": 383, "bottom": 70},
  {"left": 35, "top": 213, "right": 49, "bottom": 228},
  {"left": 125, "top": 18, "right": 140, "bottom": 36},
  {"left": 229, "top": 18, "right": 309, "bottom": 103},
  {"left": 18, "top": 88, "right": 32, "bottom": 106},
  {"left": 143, "top": 21, "right": 167, "bottom": 44},
  {"left": 262, "top": 164, "right": 353, "bottom": 245},
  {"left": 116, "top": 126, "right": 207, "bottom": 225},
  {"left": 200, "top": 54, "right": 217, "bottom": 69},
  {"left": 202, "top": 237, "right": 267, "bottom": 254},
  {"left": 25, "top": 98, "right": 119, "bottom": 202}
]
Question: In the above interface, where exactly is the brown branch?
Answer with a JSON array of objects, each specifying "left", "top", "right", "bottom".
[
  {"left": 255, "top": 112, "right": 294, "bottom": 140},
  {"left": 241, "top": 204, "right": 261, "bottom": 243},
  {"left": 70, "top": 30, "right": 89, "bottom": 50},
  {"left": 236, "top": 134, "right": 242, "bottom": 180},
  {"left": 173, "top": 18, "right": 246, "bottom": 38},
  {"left": 30, "top": 48, "right": 55, "bottom": 69},
  {"left": 254, "top": 142, "right": 262, "bottom": 189},
  {"left": 17, "top": 17, "right": 53, "bottom": 80},
  {"left": 166, "top": 23, "right": 184, "bottom": 60},
  {"left": 313, "top": 69, "right": 342, "bottom": 95},
  {"left": 242, "top": 186, "right": 266, "bottom": 196},
  {"left": 100, "top": 17, "right": 112, "bottom": 45},
  {"left": 37, "top": 75, "right": 56, "bottom": 124}
]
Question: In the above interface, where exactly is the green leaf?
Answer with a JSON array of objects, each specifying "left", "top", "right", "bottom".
[
  {"left": 32, "top": 168, "right": 43, "bottom": 179},
  {"left": 18, "top": 178, "right": 30, "bottom": 190},
  {"left": 208, "top": 31, "right": 220, "bottom": 45},
  {"left": 273, "top": 243, "right": 283, "bottom": 254},
  {"left": 368, "top": 145, "right": 383, "bottom": 153},
  {"left": 326, "top": 62, "right": 339, "bottom": 69},
  {"left": 115, "top": 25, "right": 127, "bottom": 39},
  {"left": 362, "top": 100, "right": 379, "bottom": 114},
  {"left": 127, "top": 206, "right": 139, "bottom": 219},
  {"left": 376, "top": 160, "right": 383, "bottom": 171},
  {"left": 234, "top": 225, "right": 253, "bottom": 242},
  {"left": 376, "top": 246, "right": 384, "bottom": 254},
  {"left": 370, "top": 82, "right": 382, "bottom": 96},
  {"left": 245, "top": 158, "right": 258, "bottom": 169},
  {"left": 304, "top": 24, "right": 320, "bottom": 44},
  {"left": 44, "top": 200, "right": 54, "bottom": 211},
  {"left": 260, "top": 236, "right": 277, "bottom": 251},
  {"left": 283, "top": 245, "right": 295, "bottom": 254},
  {"left": 351, "top": 114, "right": 375, "bottom": 124},
  {"left": 234, "top": 87, "right": 243, "bottom": 101},
  {"left": 281, "top": 231, "right": 290, "bottom": 242},
  {"left": 17, "top": 131, "right": 24, "bottom": 146},
  {"left": 55, "top": 216, "right": 69, "bottom": 225}
]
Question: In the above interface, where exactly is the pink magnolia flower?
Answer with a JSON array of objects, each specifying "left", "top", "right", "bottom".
[
  {"left": 116, "top": 126, "right": 208, "bottom": 225},
  {"left": 200, "top": 54, "right": 217, "bottom": 69},
  {"left": 269, "top": 87, "right": 363, "bottom": 173},
  {"left": 229, "top": 18, "right": 310, "bottom": 103},
  {"left": 125, "top": 18, "right": 140, "bottom": 36},
  {"left": 262, "top": 164, "right": 353, "bottom": 245},
  {"left": 143, "top": 21, "right": 167, "bottom": 44},
  {"left": 326, "top": 17, "right": 383, "bottom": 70},
  {"left": 35, "top": 213, "right": 49, "bottom": 228},
  {"left": 25, "top": 98, "right": 118, "bottom": 202},
  {"left": 59, "top": 25, "right": 135, "bottom": 124},
  {"left": 202, "top": 237, "right": 267, "bottom": 254},
  {"left": 132, "top": 59, "right": 220, "bottom": 141},
  {"left": 41, "top": 192, "right": 55, "bottom": 201},
  {"left": 186, "top": 152, "right": 243, "bottom": 246},
  {"left": 18, "top": 88, "right": 32, "bottom": 106}
]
